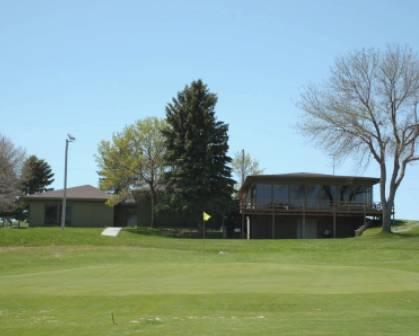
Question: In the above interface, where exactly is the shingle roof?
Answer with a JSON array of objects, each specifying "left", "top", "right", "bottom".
[
  {"left": 247, "top": 172, "right": 380, "bottom": 181},
  {"left": 23, "top": 185, "right": 110, "bottom": 201},
  {"left": 239, "top": 172, "right": 380, "bottom": 197}
]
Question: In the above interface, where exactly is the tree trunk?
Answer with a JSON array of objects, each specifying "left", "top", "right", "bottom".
[
  {"left": 149, "top": 189, "right": 155, "bottom": 228},
  {"left": 382, "top": 186, "right": 397, "bottom": 233},
  {"left": 379, "top": 162, "right": 392, "bottom": 233},
  {"left": 382, "top": 202, "right": 392, "bottom": 233}
]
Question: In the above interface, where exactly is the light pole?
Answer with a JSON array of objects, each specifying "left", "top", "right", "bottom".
[{"left": 61, "top": 134, "right": 75, "bottom": 230}]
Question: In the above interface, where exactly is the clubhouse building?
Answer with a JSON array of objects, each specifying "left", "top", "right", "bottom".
[
  {"left": 24, "top": 173, "right": 382, "bottom": 239},
  {"left": 238, "top": 173, "right": 381, "bottom": 239}
]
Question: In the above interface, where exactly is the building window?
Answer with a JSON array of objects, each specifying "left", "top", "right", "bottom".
[
  {"left": 255, "top": 184, "right": 272, "bottom": 208},
  {"left": 247, "top": 182, "right": 372, "bottom": 210},
  {"left": 289, "top": 184, "right": 305, "bottom": 208},
  {"left": 272, "top": 184, "right": 288, "bottom": 207},
  {"left": 337, "top": 185, "right": 369, "bottom": 204},
  {"left": 306, "top": 185, "right": 321, "bottom": 208},
  {"left": 350, "top": 185, "right": 369, "bottom": 204},
  {"left": 44, "top": 205, "right": 72, "bottom": 226},
  {"left": 319, "top": 185, "right": 336, "bottom": 208},
  {"left": 45, "top": 205, "right": 59, "bottom": 226}
]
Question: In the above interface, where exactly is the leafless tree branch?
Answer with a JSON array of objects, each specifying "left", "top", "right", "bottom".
[{"left": 297, "top": 45, "right": 419, "bottom": 232}]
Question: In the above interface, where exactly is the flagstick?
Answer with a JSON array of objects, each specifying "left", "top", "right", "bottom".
[
  {"left": 202, "top": 215, "right": 205, "bottom": 263},
  {"left": 203, "top": 215, "right": 206, "bottom": 239}
]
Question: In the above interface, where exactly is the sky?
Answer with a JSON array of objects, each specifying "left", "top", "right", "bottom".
[{"left": 1, "top": 0, "right": 419, "bottom": 219}]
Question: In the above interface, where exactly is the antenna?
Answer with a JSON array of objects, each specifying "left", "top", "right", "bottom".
[
  {"left": 241, "top": 149, "right": 245, "bottom": 187},
  {"left": 331, "top": 152, "right": 339, "bottom": 176}
]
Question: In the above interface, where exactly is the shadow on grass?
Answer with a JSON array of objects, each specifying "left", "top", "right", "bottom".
[
  {"left": 124, "top": 227, "right": 224, "bottom": 239},
  {"left": 358, "top": 220, "right": 419, "bottom": 240},
  {"left": 125, "top": 227, "right": 165, "bottom": 237}
]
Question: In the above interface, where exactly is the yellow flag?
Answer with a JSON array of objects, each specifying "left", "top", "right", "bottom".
[{"left": 203, "top": 211, "right": 211, "bottom": 221}]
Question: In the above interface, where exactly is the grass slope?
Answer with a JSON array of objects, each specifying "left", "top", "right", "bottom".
[{"left": 0, "top": 223, "right": 419, "bottom": 335}]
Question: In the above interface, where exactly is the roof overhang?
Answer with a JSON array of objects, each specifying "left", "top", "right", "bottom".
[
  {"left": 238, "top": 173, "right": 380, "bottom": 199},
  {"left": 22, "top": 196, "right": 110, "bottom": 202}
]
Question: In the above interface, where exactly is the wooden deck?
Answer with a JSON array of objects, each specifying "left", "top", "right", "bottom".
[{"left": 240, "top": 202, "right": 383, "bottom": 216}]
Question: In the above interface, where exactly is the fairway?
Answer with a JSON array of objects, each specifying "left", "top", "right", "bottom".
[{"left": 1, "top": 226, "right": 419, "bottom": 335}]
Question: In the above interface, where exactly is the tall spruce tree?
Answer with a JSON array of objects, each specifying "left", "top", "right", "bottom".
[
  {"left": 163, "top": 80, "right": 234, "bottom": 223},
  {"left": 21, "top": 155, "right": 54, "bottom": 195}
]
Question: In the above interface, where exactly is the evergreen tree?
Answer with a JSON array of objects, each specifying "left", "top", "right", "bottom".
[
  {"left": 21, "top": 155, "right": 54, "bottom": 195},
  {"left": 163, "top": 80, "right": 234, "bottom": 223}
]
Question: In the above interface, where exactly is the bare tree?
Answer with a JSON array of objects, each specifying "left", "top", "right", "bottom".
[
  {"left": 232, "top": 149, "right": 264, "bottom": 188},
  {"left": 0, "top": 134, "right": 25, "bottom": 218},
  {"left": 298, "top": 46, "right": 419, "bottom": 232}
]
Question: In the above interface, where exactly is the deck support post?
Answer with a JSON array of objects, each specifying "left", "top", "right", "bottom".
[
  {"left": 333, "top": 205, "right": 337, "bottom": 238},
  {"left": 246, "top": 216, "right": 251, "bottom": 240},
  {"left": 363, "top": 204, "right": 367, "bottom": 232},
  {"left": 241, "top": 213, "right": 245, "bottom": 239},
  {"left": 272, "top": 214, "right": 275, "bottom": 239}
]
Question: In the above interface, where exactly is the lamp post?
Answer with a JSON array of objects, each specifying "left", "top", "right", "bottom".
[{"left": 61, "top": 134, "right": 75, "bottom": 230}]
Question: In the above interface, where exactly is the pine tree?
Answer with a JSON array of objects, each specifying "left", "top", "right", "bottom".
[
  {"left": 163, "top": 80, "right": 234, "bottom": 223},
  {"left": 21, "top": 155, "right": 54, "bottom": 195}
]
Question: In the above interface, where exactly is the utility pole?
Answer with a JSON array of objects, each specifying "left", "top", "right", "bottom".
[
  {"left": 61, "top": 134, "right": 75, "bottom": 230},
  {"left": 241, "top": 149, "right": 245, "bottom": 187}
]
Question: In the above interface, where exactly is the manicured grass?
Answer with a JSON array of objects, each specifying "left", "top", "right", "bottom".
[{"left": 1, "top": 223, "right": 419, "bottom": 335}]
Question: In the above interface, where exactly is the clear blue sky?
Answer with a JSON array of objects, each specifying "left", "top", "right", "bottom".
[{"left": 1, "top": 0, "right": 418, "bottom": 219}]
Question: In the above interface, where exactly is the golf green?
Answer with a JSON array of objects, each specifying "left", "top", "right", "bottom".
[{"left": 0, "top": 226, "right": 418, "bottom": 335}]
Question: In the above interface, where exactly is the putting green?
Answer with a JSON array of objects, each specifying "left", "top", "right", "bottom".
[
  {"left": 1, "top": 227, "right": 419, "bottom": 335},
  {"left": 1, "top": 262, "right": 419, "bottom": 296}
]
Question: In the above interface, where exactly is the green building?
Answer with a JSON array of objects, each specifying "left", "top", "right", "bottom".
[
  {"left": 24, "top": 185, "right": 189, "bottom": 228},
  {"left": 24, "top": 185, "right": 114, "bottom": 227}
]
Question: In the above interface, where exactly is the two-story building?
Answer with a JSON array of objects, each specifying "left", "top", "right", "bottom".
[{"left": 238, "top": 173, "right": 382, "bottom": 239}]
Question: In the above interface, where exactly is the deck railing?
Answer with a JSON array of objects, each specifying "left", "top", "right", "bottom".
[{"left": 240, "top": 201, "right": 383, "bottom": 213}]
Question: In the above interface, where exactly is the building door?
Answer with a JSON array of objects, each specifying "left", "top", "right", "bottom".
[
  {"left": 127, "top": 214, "right": 138, "bottom": 227},
  {"left": 44, "top": 204, "right": 71, "bottom": 226},
  {"left": 297, "top": 218, "right": 318, "bottom": 238}
]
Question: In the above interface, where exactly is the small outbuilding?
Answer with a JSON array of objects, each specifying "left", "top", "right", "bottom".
[{"left": 24, "top": 185, "right": 114, "bottom": 227}]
